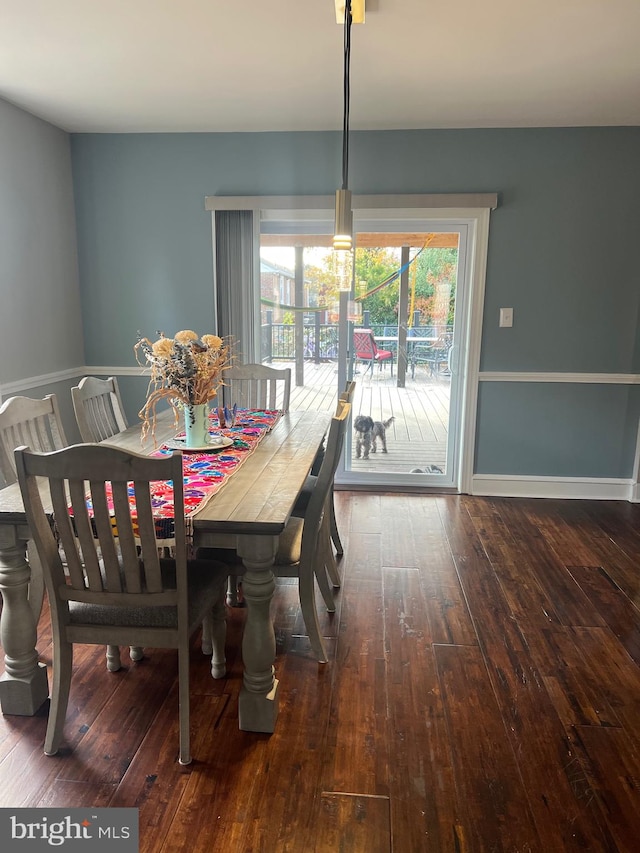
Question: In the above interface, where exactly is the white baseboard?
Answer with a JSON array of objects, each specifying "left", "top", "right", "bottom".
[{"left": 472, "top": 474, "right": 635, "bottom": 501}]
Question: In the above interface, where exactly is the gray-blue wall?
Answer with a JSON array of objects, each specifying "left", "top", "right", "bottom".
[
  {"left": 0, "top": 99, "right": 84, "bottom": 383},
  {"left": 2, "top": 100, "right": 639, "bottom": 483},
  {"left": 70, "top": 128, "right": 640, "bottom": 479}
]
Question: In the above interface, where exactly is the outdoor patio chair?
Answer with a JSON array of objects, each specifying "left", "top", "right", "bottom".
[
  {"left": 15, "top": 443, "right": 229, "bottom": 765},
  {"left": 353, "top": 329, "right": 394, "bottom": 376},
  {"left": 410, "top": 334, "right": 453, "bottom": 379}
]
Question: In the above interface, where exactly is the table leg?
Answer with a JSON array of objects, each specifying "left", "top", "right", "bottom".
[
  {"left": 0, "top": 523, "right": 49, "bottom": 715},
  {"left": 236, "top": 533, "right": 279, "bottom": 733}
]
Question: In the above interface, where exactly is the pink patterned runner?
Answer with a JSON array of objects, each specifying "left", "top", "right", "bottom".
[{"left": 81, "top": 409, "right": 280, "bottom": 541}]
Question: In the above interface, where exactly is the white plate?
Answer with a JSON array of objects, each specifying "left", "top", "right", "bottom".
[{"left": 165, "top": 436, "right": 234, "bottom": 452}]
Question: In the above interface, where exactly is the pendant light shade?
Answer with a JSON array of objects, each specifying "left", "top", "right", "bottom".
[
  {"left": 333, "top": 0, "right": 355, "bottom": 252},
  {"left": 334, "top": 188, "right": 353, "bottom": 251}
]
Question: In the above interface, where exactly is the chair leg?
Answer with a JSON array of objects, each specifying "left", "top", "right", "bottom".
[
  {"left": 26, "top": 542, "right": 45, "bottom": 624},
  {"left": 328, "top": 489, "right": 344, "bottom": 558},
  {"left": 206, "top": 594, "right": 227, "bottom": 679},
  {"left": 298, "top": 564, "right": 329, "bottom": 664},
  {"left": 129, "top": 646, "right": 144, "bottom": 661},
  {"left": 177, "top": 642, "right": 191, "bottom": 765},
  {"left": 318, "top": 514, "right": 339, "bottom": 606},
  {"left": 201, "top": 618, "right": 212, "bottom": 655},
  {"left": 106, "top": 645, "right": 122, "bottom": 672},
  {"left": 44, "top": 640, "right": 73, "bottom": 756},
  {"left": 226, "top": 574, "right": 243, "bottom": 607},
  {"left": 326, "top": 545, "right": 341, "bottom": 589},
  {"left": 316, "top": 557, "right": 336, "bottom": 613}
]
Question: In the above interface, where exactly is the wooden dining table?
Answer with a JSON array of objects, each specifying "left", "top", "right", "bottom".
[{"left": 0, "top": 407, "right": 329, "bottom": 733}]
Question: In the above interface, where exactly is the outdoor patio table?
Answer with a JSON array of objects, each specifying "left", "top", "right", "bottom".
[{"left": 0, "top": 407, "right": 329, "bottom": 733}]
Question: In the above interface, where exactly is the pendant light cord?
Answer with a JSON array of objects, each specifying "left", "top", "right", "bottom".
[{"left": 341, "top": 0, "right": 352, "bottom": 191}]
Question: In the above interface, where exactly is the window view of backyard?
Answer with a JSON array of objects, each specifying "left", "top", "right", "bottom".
[{"left": 259, "top": 233, "right": 460, "bottom": 483}]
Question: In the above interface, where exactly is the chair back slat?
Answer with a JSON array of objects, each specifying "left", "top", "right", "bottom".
[
  {"left": 133, "top": 479, "right": 164, "bottom": 592},
  {"left": 65, "top": 479, "right": 103, "bottom": 588},
  {"left": 89, "top": 479, "right": 124, "bottom": 591},
  {"left": 110, "top": 480, "right": 141, "bottom": 582},
  {"left": 71, "top": 376, "right": 128, "bottom": 443},
  {"left": 0, "top": 395, "right": 67, "bottom": 485}
]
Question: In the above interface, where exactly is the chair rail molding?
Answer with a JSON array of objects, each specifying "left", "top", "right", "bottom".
[
  {"left": 0, "top": 366, "right": 144, "bottom": 402},
  {"left": 479, "top": 371, "right": 640, "bottom": 384}
]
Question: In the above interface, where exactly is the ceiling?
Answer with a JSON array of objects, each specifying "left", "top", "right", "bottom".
[{"left": 1, "top": 0, "right": 639, "bottom": 134}]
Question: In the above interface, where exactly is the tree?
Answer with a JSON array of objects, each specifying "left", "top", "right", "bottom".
[
  {"left": 355, "top": 248, "right": 401, "bottom": 325},
  {"left": 414, "top": 248, "right": 458, "bottom": 326}
]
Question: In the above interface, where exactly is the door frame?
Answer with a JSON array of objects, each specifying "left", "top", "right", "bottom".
[{"left": 206, "top": 193, "right": 496, "bottom": 493}]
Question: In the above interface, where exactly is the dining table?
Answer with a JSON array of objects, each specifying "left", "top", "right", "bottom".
[{"left": 0, "top": 407, "right": 330, "bottom": 733}]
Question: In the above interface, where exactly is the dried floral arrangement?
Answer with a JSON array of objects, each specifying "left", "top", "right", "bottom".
[{"left": 135, "top": 330, "right": 233, "bottom": 442}]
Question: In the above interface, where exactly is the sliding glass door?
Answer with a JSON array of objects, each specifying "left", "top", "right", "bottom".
[{"left": 257, "top": 212, "right": 474, "bottom": 490}]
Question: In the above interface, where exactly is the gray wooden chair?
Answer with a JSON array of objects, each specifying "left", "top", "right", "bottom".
[
  {"left": 0, "top": 394, "right": 68, "bottom": 484},
  {"left": 296, "top": 379, "right": 355, "bottom": 558},
  {"left": 200, "top": 401, "right": 351, "bottom": 663},
  {"left": 0, "top": 394, "right": 69, "bottom": 620},
  {"left": 220, "top": 362, "right": 291, "bottom": 604},
  {"left": 15, "top": 443, "right": 229, "bottom": 765},
  {"left": 222, "top": 363, "right": 291, "bottom": 412},
  {"left": 71, "top": 376, "right": 128, "bottom": 442}
]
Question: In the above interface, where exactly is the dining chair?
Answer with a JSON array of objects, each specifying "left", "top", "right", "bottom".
[
  {"left": 352, "top": 329, "right": 394, "bottom": 376},
  {"left": 71, "top": 376, "right": 128, "bottom": 442},
  {"left": 220, "top": 362, "right": 291, "bottom": 604},
  {"left": 73, "top": 378, "right": 151, "bottom": 664},
  {"left": 298, "top": 379, "right": 355, "bottom": 557},
  {"left": 0, "top": 394, "right": 69, "bottom": 621},
  {"left": 222, "top": 363, "right": 291, "bottom": 412},
  {"left": 0, "top": 393, "right": 144, "bottom": 664},
  {"left": 200, "top": 401, "right": 352, "bottom": 663},
  {"left": 15, "top": 443, "right": 229, "bottom": 765}
]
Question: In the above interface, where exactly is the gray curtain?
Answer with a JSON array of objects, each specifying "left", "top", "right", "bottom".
[{"left": 214, "top": 210, "right": 256, "bottom": 362}]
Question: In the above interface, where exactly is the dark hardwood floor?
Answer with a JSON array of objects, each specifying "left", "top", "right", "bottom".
[{"left": 1, "top": 494, "right": 639, "bottom": 851}]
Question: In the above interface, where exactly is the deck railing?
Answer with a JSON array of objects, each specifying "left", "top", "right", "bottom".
[{"left": 261, "top": 320, "right": 453, "bottom": 362}]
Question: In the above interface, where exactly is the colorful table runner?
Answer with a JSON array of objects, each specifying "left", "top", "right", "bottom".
[{"left": 82, "top": 409, "right": 280, "bottom": 541}]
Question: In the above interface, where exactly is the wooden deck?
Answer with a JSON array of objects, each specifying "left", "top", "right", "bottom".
[{"left": 282, "top": 360, "right": 451, "bottom": 475}]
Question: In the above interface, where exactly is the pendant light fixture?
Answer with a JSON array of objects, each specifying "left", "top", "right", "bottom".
[{"left": 333, "top": 0, "right": 362, "bottom": 252}]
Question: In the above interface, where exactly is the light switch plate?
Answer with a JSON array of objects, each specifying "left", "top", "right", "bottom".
[{"left": 499, "top": 307, "right": 513, "bottom": 327}]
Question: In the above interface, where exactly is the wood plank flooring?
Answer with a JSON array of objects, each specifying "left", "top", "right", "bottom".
[{"left": 1, "top": 494, "right": 639, "bottom": 851}]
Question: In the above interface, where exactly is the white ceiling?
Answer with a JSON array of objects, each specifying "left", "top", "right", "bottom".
[{"left": 1, "top": 0, "right": 639, "bottom": 133}]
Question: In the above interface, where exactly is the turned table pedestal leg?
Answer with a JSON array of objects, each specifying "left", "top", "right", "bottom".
[
  {"left": 236, "top": 534, "right": 279, "bottom": 733},
  {"left": 0, "top": 522, "right": 49, "bottom": 715}
]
